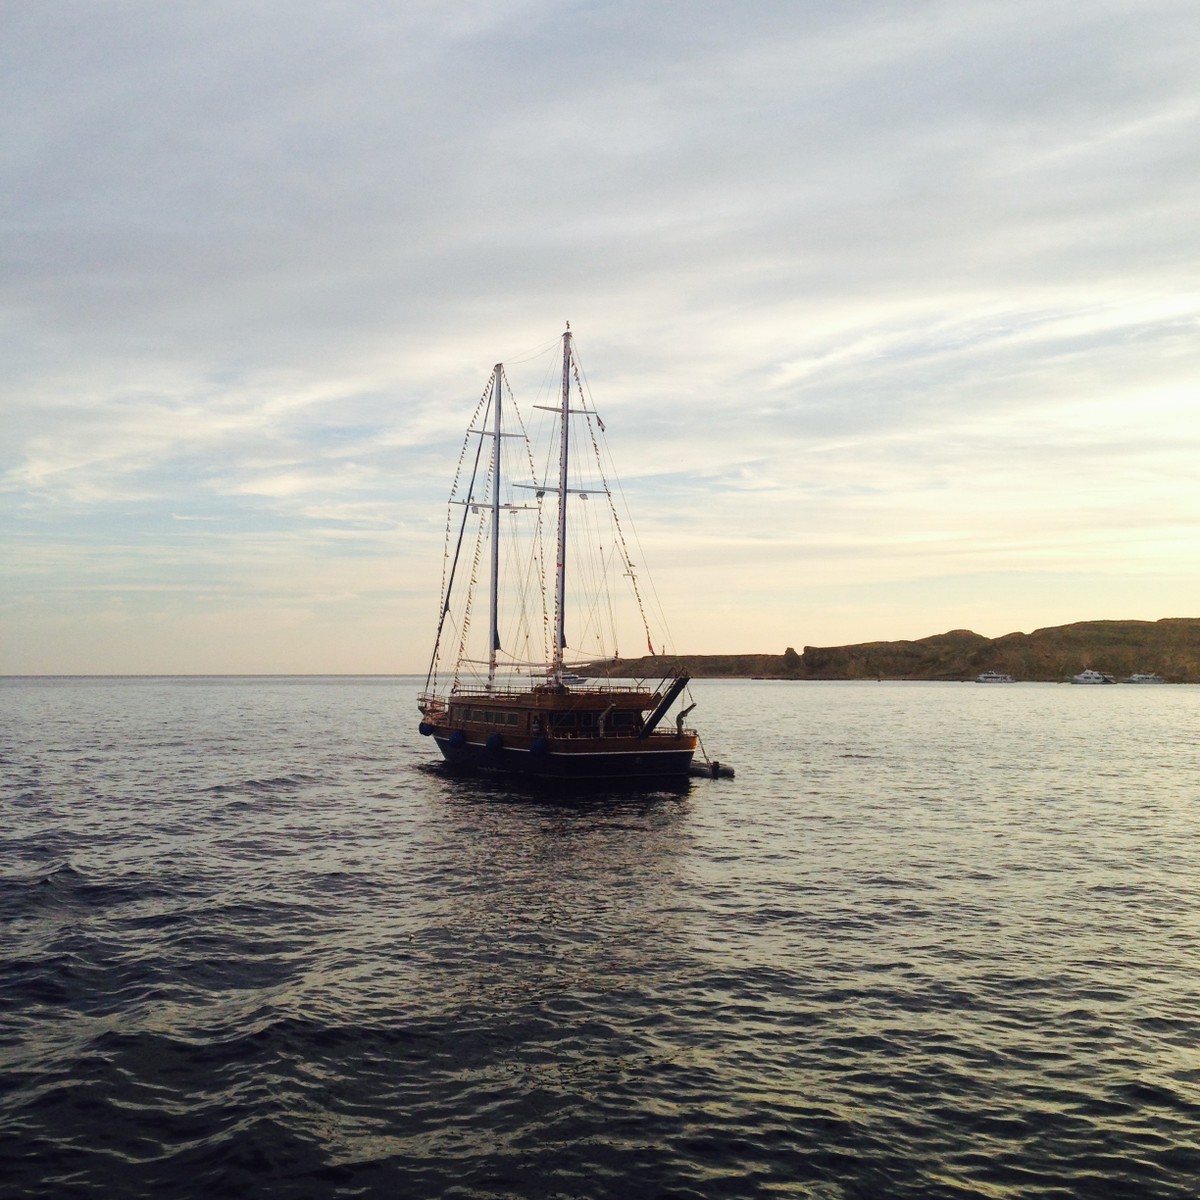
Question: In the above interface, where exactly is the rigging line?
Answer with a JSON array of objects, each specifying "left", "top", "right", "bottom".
[
  {"left": 506, "top": 521, "right": 542, "bottom": 661},
  {"left": 425, "top": 375, "right": 494, "bottom": 693},
  {"left": 502, "top": 335, "right": 563, "bottom": 367},
  {"left": 451, "top": 420, "right": 494, "bottom": 691},
  {"left": 565, "top": 480, "right": 611, "bottom": 651},
  {"left": 451, "top": 504, "right": 487, "bottom": 686},
  {"left": 506, "top": 368, "right": 552, "bottom": 662},
  {"left": 463, "top": 361, "right": 549, "bottom": 689},
  {"left": 588, "top": 401, "right": 679, "bottom": 660},
  {"left": 616, "top": 467, "right": 677, "bottom": 654},
  {"left": 573, "top": 360, "right": 657, "bottom": 659},
  {"left": 600, "top": 542, "right": 619, "bottom": 662},
  {"left": 489, "top": 377, "right": 539, "bottom": 675},
  {"left": 571, "top": 348, "right": 595, "bottom": 414}
]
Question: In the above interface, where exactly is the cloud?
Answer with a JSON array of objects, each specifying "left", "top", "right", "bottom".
[{"left": 3, "top": 0, "right": 1199, "bottom": 671}]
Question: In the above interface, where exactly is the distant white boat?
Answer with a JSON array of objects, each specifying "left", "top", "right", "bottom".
[
  {"left": 975, "top": 670, "right": 1014, "bottom": 683},
  {"left": 1071, "top": 668, "right": 1115, "bottom": 685},
  {"left": 1122, "top": 672, "right": 1165, "bottom": 685}
]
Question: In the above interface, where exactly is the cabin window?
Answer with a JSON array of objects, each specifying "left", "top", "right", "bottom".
[{"left": 463, "top": 708, "right": 519, "bottom": 726}]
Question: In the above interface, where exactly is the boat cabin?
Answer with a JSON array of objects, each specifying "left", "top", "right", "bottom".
[{"left": 444, "top": 685, "right": 660, "bottom": 739}]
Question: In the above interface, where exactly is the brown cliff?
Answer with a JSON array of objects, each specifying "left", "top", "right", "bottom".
[{"left": 584, "top": 618, "right": 1200, "bottom": 682}]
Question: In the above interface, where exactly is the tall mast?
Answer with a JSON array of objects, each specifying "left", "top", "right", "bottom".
[
  {"left": 487, "top": 364, "right": 503, "bottom": 690},
  {"left": 553, "top": 329, "right": 571, "bottom": 676}
]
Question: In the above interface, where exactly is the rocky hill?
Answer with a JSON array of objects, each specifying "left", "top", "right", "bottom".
[{"left": 583, "top": 618, "right": 1200, "bottom": 682}]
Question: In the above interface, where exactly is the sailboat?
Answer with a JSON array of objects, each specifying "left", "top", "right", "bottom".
[{"left": 417, "top": 327, "right": 700, "bottom": 782}]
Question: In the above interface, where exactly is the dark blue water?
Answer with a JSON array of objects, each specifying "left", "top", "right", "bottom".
[{"left": 3, "top": 676, "right": 1199, "bottom": 1198}]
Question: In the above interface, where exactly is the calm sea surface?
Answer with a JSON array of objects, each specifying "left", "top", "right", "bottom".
[{"left": 2, "top": 676, "right": 1199, "bottom": 1199}]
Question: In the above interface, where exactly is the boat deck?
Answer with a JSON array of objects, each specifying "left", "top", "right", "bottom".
[{"left": 420, "top": 684, "right": 661, "bottom": 714}]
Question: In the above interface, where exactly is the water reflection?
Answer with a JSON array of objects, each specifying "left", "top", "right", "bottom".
[{"left": 408, "top": 769, "right": 695, "bottom": 1015}]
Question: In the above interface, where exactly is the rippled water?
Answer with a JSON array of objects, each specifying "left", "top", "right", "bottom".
[{"left": 3, "top": 676, "right": 1199, "bottom": 1198}]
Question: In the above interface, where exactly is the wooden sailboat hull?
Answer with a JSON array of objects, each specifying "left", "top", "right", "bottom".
[{"left": 429, "top": 730, "right": 696, "bottom": 782}]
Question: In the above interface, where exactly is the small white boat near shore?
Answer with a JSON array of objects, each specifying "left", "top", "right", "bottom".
[
  {"left": 1122, "top": 672, "right": 1165, "bottom": 684},
  {"left": 1071, "top": 668, "right": 1115, "bottom": 685},
  {"left": 975, "top": 670, "right": 1014, "bottom": 683}
]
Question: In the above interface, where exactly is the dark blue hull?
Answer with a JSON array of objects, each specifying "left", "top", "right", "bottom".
[{"left": 431, "top": 734, "right": 695, "bottom": 782}]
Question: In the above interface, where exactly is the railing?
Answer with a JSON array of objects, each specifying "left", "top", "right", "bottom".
[{"left": 423, "top": 682, "right": 659, "bottom": 702}]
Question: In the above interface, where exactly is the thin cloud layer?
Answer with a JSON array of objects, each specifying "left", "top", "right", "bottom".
[{"left": 2, "top": 0, "right": 1198, "bottom": 672}]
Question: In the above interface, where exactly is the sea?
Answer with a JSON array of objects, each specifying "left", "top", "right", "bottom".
[{"left": 2, "top": 675, "right": 1199, "bottom": 1200}]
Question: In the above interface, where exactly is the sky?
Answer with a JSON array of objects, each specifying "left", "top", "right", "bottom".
[{"left": 3, "top": 0, "right": 1198, "bottom": 674}]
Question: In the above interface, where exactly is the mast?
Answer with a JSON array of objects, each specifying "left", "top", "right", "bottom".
[
  {"left": 553, "top": 329, "right": 571, "bottom": 678},
  {"left": 487, "top": 364, "right": 503, "bottom": 690}
]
